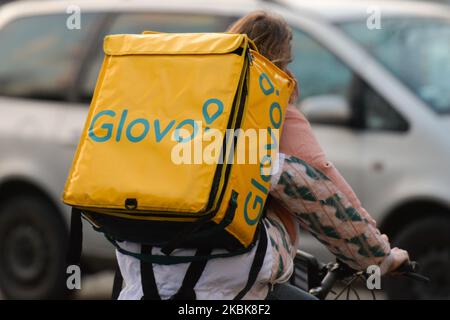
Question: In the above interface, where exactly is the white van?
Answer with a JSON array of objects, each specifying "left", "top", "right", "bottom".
[{"left": 0, "top": 0, "right": 449, "bottom": 299}]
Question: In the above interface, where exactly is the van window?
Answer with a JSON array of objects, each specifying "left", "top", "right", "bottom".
[
  {"left": 359, "top": 79, "right": 409, "bottom": 131},
  {"left": 290, "top": 29, "right": 353, "bottom": 101},
  {"left": 0, "top": 14, "right": 98, "bottom": 101},
  {"left": 79, "top": 12, "right": 234, "bottom": 101},
  {"left": 108, "top": 13, "right": 233, "bottom": 34},
  {"left": 339, "top": 18, "right": 450, "bottom": 114},
  {"left": 290, "top": 28, "right": 407, "bottom": 131}
]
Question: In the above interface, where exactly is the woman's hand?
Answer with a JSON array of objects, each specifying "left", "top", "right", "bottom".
[{"left": 386, "top": 247, "right": 410, "bottom": 274}]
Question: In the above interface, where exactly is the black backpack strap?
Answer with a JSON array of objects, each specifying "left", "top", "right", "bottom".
[
  {"left": 111, "top": 262, "right": 123, "bottom": 300},
  {"left": 170, "top": 248, "right": 213, "bottom": 300},
  {"left": 140, "top": 245, "right": 161, "bottom": 300},
  {"left": 234, "top": 225, "right": 268, "bottom": 300},
  {"left": 66, "top": 207, "right": 83, "bottom": 267},
  {"left": 105, "top": 232, "right": 252, "bottom": 265}
]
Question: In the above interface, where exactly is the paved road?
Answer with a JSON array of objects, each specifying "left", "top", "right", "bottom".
[
  {"left": 74, "top": 271, "right": 115, "bottom": 300},
  {"left": 0, "top": 271, "right": 114, "bottom": 300}
]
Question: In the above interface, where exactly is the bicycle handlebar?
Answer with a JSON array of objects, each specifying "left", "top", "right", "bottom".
[
  {"left": 309, "top": 262, "right": 353, "bottom": 299},
  {"left": 395, "top": 261, "right": 430, "bottom": 283},
  {"left": 309, "top": 260, "right": 429, "bottom": 299}
]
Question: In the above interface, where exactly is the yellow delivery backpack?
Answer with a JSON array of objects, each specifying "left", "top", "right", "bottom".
[{"left": 63, "top": 32, "right": 293, "bottom": 270}]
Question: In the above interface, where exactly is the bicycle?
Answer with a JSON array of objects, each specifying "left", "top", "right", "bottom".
[{"left": 290, "top": 250, "right": 430, "bottom": 300}]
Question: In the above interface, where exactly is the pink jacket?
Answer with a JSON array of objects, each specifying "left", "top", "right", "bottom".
[{"left": 275, "top": 105, "right": 376, "bottom": 241}]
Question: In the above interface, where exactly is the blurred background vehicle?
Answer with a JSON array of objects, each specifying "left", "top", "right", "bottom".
[
  {"left": 0, "top": 1, "right": 16, "bottom": 6},
  {"left": 0, "top": 0, "right": 449, "bottom": 300}
]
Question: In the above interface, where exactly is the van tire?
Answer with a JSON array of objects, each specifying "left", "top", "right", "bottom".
[
  {"left": 384, "top": 217, "right": 450, "bottom": 300},
  {"left": 0, "top": 195, "right": 68, "bottom": 299}
]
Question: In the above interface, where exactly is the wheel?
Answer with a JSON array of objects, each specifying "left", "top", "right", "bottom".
[
  {"left": 0, "top": 195, "right": 68, "bottom": 299},
  {"left": 384, "top": 217, "right": 450, "bottom": 300}
]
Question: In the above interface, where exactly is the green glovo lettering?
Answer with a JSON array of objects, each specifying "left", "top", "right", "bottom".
[
  {"left": 244, "top": 189, "right": 264, "bottom": 226},
  {"left": 88, "top": 110, "right": 116, "bottom": 142},
  {"left": 244, "top": 71, "right": 284, "bottom": 226},
  {"left": 88, "top": 109, "right": 203, "bottom": 144},
  {"left": 126, "top": 118, "right": 150, "bottom": 143}
]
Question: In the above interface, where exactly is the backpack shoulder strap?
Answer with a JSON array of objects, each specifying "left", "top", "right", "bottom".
[
  {"left": 170, "top": 248, "right": 212, "bottom": 300},
  {"left": 111, "top": 263, "right": 123, "bottom": 300},
  {"left": 140, "top": 246, "right": 212, "bottom": 300},
  {"left": 140, "top": 245, "right": 161, "bottom": 300},
  {"left": 234, "top": 225, "right": 268, "bottom": 300}
]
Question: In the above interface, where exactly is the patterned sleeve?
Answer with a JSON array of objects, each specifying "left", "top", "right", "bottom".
[{"left": 269, "top": 155, "right": 393, "bottom": 273}]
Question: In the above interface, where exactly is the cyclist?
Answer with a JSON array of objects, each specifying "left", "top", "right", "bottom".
[{"left": 114, "top": 11, "right": 409, "bottom": 300}]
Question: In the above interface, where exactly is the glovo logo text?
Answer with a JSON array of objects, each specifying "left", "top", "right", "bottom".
[
  {"left": 88, "top": 98, "right": 224, "bottom": 144},
  {"left": 243, "top": 72, "right": 283, "bottom": 226}
]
